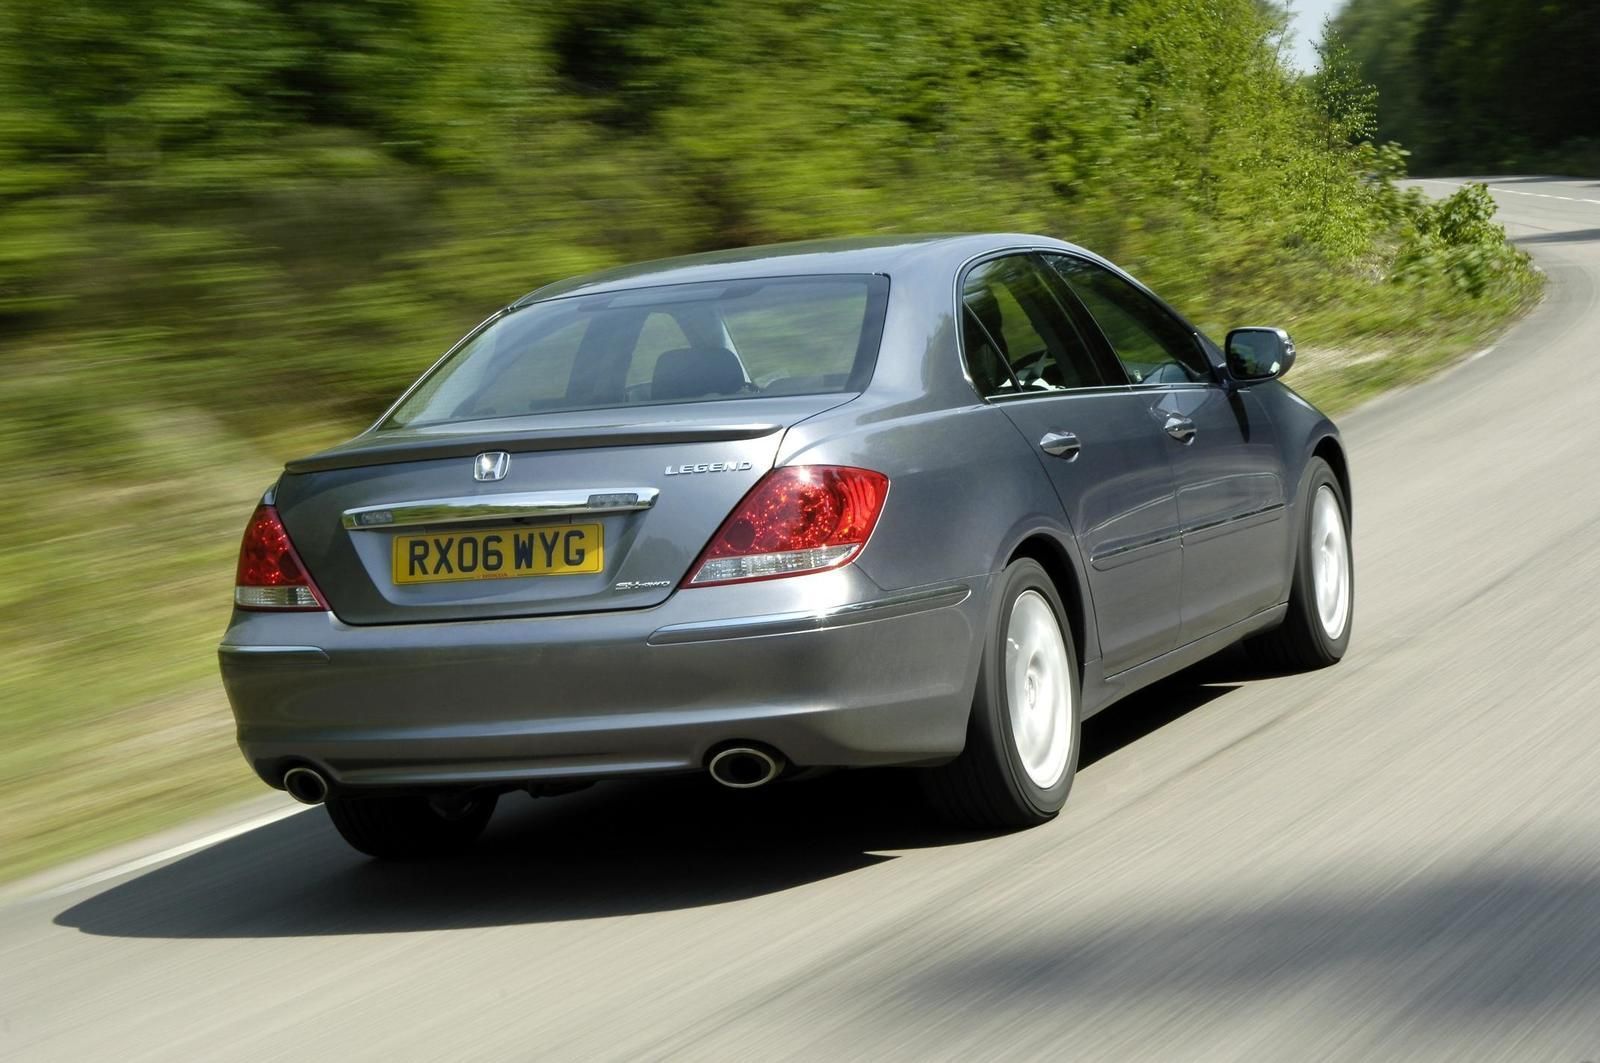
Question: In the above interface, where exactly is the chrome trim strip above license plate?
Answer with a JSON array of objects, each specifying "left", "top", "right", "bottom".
[{"left": 342, "top": 488, "right": 659, "bottom": 530}]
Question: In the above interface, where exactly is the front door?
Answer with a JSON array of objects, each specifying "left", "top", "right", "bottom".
[
  {"left": 1043, "top": 253, "right": 1289, "bottom": 643},
  {"left": 961, "top": 254, "right": 1184, "bottom": 675}
]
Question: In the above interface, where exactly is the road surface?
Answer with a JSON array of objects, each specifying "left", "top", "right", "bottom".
[{"left": 5, "top": 176, "right": 1600, "bottom": 1062}]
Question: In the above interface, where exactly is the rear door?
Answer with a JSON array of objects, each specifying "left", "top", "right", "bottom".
[
  {"left": 1044, "top": 253, "right": 1288, "bottom": 643},
  {"left": 962, "top": 254, "right": 1184, "bottom": 675}
]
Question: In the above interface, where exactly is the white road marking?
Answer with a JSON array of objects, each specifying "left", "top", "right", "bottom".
[
  {"left": 35, "top": 804, "right": 312, "bottom": 901},
  {"left": 1414, "top": 178, "right": 1600, "bottom": 206},
  {"left": 1469, "top": 345, "right": 1497, "bottom": 362}
]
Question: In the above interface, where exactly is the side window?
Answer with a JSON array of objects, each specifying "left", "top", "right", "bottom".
[
  {"left": 961, "top": 255, "right": 1112, "bottom": 395},
  {"left": 962, "top": 306, "right": 1015, "bottom": 396},
  {"left": 1045, "top": 255, "right": 1210, "bottom": 386}
]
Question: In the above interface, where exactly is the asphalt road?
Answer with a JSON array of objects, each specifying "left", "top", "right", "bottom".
[{"left": 6, "top": 176, "right": 1600, "bottom": 1062}]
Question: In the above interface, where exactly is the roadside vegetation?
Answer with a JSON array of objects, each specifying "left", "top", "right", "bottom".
[
  {"left": 0, "top": 0, "right": 1539, "bottom": 883},
  {"left": 1334, "top": 0, "right": 1600, "bottom": 175}
]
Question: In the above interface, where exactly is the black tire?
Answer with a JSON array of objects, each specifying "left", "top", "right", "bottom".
[
  {"left": 925, "top": 558, "right": 1081, "bottom": 829},
  {"left": 1247, "top": 457, "right": 1353, "bottom": 672},
  {"left": 324, "top": 791, "right": 498, "bottom": 859}
]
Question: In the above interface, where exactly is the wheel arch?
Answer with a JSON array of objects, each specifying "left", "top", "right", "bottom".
[
  {"left": 1311, "top": 434, "right": 1352, "bottom": 513},
  {"left": 1005, "top": 531, "right": 1097, "bottom": 673}
]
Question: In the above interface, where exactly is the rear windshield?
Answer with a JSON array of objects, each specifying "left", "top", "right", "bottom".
[{"left": 383, "top": 274, "right": 890, "bottom": 428}]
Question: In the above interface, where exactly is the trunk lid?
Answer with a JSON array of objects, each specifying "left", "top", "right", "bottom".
[{"left": 275, "top": 396, "right": 848, "bottom": 624}]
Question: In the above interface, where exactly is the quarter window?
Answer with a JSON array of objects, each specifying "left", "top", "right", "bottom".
[
  {"left": 961, "top": 255, "right": 1113, "bottom": 396},
  {"left": 1045, "top": 255, "right": 1210, "bottom": 385}
]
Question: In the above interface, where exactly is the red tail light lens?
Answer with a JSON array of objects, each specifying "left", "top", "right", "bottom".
[
  {"left": 686, "top": 466, "right": 889, "bottom": 587},
  {"left": 234, "top": 504, "right": 328, "bottom": 610}
]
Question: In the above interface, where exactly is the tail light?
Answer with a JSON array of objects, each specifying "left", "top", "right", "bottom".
[
  {"left": 686, "top": 465, "right": 889, "bottom": 587},
  {"left": 234, "top": 504, "right": 328, "bottom": 610}
]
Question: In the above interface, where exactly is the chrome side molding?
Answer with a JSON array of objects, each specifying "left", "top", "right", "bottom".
[{"left": 342, "top": 488, "right": 659, "bottom": 530}]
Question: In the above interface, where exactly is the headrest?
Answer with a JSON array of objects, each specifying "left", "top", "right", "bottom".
[
  {"left": 965, "top": 292, "right": 1008, "bottom": 356},
  {"left": 651, "top": 346, "right": 746, "bottom": 401}
]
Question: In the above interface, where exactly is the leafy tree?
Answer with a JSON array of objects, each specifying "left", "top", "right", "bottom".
[
  {"left": 1335, "top": 0, "right": 1600, "bottom": 171},
  {"left": 1311, "top": 26, "right": 1378, "bottom": 146}
]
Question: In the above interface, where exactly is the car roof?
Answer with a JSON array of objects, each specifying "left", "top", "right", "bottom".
[{"left": 513, "top": 233, "right": 1097, "bottom": 305}]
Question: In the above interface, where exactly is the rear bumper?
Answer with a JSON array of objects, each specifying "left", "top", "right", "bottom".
[{"left": 218, "top": 570, "right": 987, "bottom": 791}]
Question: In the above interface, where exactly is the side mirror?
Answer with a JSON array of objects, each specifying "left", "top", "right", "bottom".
[{"left": 1225, "top": 327, "right": 1296, "bottom": 382}]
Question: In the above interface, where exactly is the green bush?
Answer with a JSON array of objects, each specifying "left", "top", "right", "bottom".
[{"left": 1395, "top": 183, "right": 1533, "bottom": 298}]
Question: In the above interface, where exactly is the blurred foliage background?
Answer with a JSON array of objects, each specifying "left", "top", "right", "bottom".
[
  {"left": 0, "top": 0, "right": 1539, "bottom": 882},
  {"left": 1333, "top": 0, "right": 1600, "bottom": 173}
]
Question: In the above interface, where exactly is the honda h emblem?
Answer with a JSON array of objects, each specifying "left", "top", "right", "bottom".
[{"left": 473, "top": 451, "right": 511, "bottom": 482}]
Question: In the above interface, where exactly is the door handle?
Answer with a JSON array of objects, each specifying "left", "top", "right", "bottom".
[
  {"left": 1163, "top": 414, "right": 1196, "bottom": 444},
  {"left": 1039, "top": 430, "right": 1081, "bottom": 460}
]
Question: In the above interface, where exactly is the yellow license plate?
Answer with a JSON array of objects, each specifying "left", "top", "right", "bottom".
[{"left": 391, "top": 523, "right": 603, "bottom": 585}]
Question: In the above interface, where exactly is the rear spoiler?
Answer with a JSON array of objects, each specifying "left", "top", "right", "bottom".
[{"left": 285, "top": 422, "right": 783, "bottom": 474}]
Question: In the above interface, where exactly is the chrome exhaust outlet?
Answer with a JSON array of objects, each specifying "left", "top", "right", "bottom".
[
  {"left": 707, "top": 745, "right": 785, "bottom": 789},
  {"left": 282, "top": 765, "right": 330, "bottom": 805}
]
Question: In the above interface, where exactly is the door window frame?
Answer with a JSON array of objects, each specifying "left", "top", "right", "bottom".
[{"left": 954, "top": 248, "right": 1133, "bottom": 403}]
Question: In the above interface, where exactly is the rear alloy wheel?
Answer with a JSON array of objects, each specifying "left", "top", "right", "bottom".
[
  {"left": 925, "top": 558, "right": 1080, "bottom": 828},
  {"left": 324, "top": 792, "right": 498, "bottom": 859},
  {"left": 1247, "top": 457, "right": 1353, "bottom": 671}
]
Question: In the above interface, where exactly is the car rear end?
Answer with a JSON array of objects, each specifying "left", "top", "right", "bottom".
[{"left": 218, "top": 270, "right": 983, "bottom": 800}]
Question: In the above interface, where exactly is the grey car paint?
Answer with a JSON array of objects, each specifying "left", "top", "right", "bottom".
[{"left": 219, "top": 233, "right": 1345, "bottom": 793}]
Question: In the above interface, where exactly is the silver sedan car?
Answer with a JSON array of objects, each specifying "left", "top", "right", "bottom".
[{"left": 219, "top": 234, "right": 1353, "bottom": 858}]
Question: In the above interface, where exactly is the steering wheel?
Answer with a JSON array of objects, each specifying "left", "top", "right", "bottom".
[{"left": 1014, "top": 350, "right": 1054, "bottom": 389}]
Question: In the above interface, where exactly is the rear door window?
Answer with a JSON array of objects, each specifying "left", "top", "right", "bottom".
[{"left": 960, "top": 254, "right": 1116, "bottom": 396}]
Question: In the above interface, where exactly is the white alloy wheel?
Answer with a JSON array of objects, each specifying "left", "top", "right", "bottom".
[
  {"left": 1310, "top": 484, "right": 1351, "bottom": 640},
  {"left": 1005, "top": 590, "right": 1074, "bottom": 789}
]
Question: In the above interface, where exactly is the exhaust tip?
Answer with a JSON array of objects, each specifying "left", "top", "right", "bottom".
[
  {"left": 708, "top": 745, "right": 785, "bottom": 789},
  {"left": 283, "top": 765, "right": 330, "bottom": 805}
]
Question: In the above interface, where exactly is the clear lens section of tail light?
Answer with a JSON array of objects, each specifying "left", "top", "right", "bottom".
[{"left": 234, "top": 504, "right": 328, "bottom": 611}]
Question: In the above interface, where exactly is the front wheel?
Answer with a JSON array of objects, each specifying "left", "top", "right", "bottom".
[
  {"left": 325, "top": 792, "right": 498, "bottom": 859},
  {"left": 925, "top": 558, "right": 1081, "bottom": 828},
  {"left": 1248, "top": 457, "right": 1353, "bottom": 671}
]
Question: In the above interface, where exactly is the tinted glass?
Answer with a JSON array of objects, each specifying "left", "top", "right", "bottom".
[
  {"left": 1045, "top": 255, "right": 1209, "bottom": 385},
  {"left": 961, "top": 255, "right": 1111, "bottom": 395},
  {"left": 962, "top": 306, "right": 1016, "bottom": 396},
  {"left": 624, "top": 311, "right": 692, "bottom": 391},
  {"left": 385, "top": 275, "right": 888, "bottom": 427}
]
